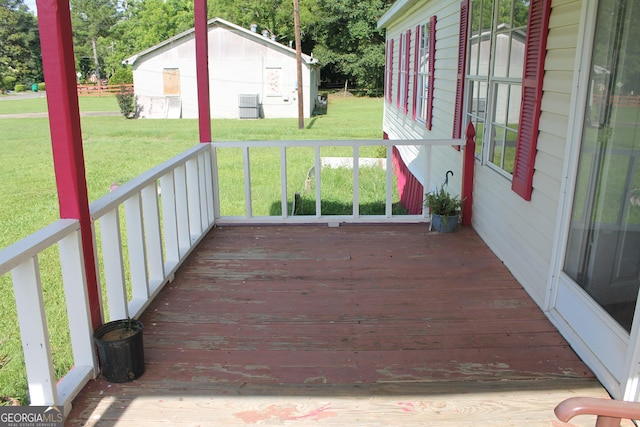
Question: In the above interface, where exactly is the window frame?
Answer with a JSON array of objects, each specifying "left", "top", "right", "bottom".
[{"left": 462, "top": 0, "right": 550, "bottom": 200}]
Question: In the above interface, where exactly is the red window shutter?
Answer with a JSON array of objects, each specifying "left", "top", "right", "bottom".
[
  {"left": 404, "top": 29, "right": 411, "bottom": 115},
  {"left": 388, "top": 39, "right": 394, "bottom": 103},
  {"left": 426, "top": 15, "right": 437, "bottom": 130},
  {"left": 412, "top": 25, "right": 420, "bottom": 120},
  {"left": 511, "top": 0, "right": 552, "bottom": 201},
  {"left": 397, "top": 34, "right": 403, "bottom": 108},
  {"left": 453, "top": 0, "right": 469, "bottom": 139}
]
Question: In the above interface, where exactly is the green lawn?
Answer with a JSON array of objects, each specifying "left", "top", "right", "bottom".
[{"left": 0, "top": 94, "right": 388, "bottom": 403}]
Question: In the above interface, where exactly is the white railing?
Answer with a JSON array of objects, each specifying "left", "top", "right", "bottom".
[
  {"left": 211, "top": 138, "right": 464, "bottom": 224},
  {"left": 0, "top": 219, "right": 95, "bottom": 411},
  {"left": 0, "top": 136, "right": 470, "bottom": 410},
  {"left": 0, "top": 143, "right": 215, "bottom": 411},
  {"left": 91, "top": 143, "right": 214, "bottom": 321}
]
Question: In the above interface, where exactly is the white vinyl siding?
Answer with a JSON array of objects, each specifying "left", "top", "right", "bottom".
[{"left": 472, "top": 0, "right": 581, "bottom": 306}]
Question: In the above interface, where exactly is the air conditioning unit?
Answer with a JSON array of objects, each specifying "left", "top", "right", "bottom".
[{"left": 238, "top": 94, "right": 260, "bottom": 119}]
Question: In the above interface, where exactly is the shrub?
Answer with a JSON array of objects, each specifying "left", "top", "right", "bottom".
[
  {"left": 115, "top": 84, "right": 135, "bottom": 118},
  {"left": 110, "top": 67, "right": 133, "bottom": 85},
  {"left": 1, "top": 76, "right": 16, "bottom": 94},
  {"left": 38, "top": 82, "right": 45, "bottom": 91},
  {"left": 14, "top": 84, "right": 25, "bottom": 92}
]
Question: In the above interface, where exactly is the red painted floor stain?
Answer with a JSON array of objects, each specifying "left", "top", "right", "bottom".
[{"left": 235, "top": 403, "right": 337, "bottom": 424}]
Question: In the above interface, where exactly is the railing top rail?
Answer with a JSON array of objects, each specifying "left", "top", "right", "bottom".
[
  {"left": 0, "top": 219, "right": 79, "bottom": 276},
  {"left": 90, "top": 143, "right": 210, "bottom": 218},
  {"left": 211, "top": 138, "right": 464, "bottom": 148}
]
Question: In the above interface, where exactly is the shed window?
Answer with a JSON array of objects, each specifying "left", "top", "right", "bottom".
[{"left": 163, "top": 68, "right": 180, "bottom": 95}]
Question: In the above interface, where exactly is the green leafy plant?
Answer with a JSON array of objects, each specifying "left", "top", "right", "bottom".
[
  {"left": 424, "top": 185, "right": 464, "bottom": 217},
  {"left": 115, "top": 84, "right": 135, "bottom": 119}
]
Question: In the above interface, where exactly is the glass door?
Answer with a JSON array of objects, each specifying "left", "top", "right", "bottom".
[
  {"left": 555, "top": 0, "right": 640, "bottom": 399},
  {"left": 564, "top": 0, "right": 640, "bottom": 335}
]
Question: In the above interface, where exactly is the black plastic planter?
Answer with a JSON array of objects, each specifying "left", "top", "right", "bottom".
[{"left": 94, "top": 319, "right": 145, "bottom": 383}]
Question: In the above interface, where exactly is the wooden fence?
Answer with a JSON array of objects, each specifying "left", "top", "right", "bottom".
[{"left": 76, "top": 84, "right": 133, "bottom": 97}]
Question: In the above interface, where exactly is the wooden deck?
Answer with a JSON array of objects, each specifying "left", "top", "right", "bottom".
[{"left": 66, "top": 224, "right": 622, "bottom": 426}]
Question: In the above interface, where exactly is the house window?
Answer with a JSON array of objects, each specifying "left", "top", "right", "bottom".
[
  {"left": 465, "top": 0, "right": 529, "bottom": 176},
  {"left": 398, "top": 32, "right": 408, "bottom": 109},
  {"left": 416, "top": 23, "right": 430, "bottom": 123},
  {"left": 415, "top": 17, "right": 436, "bottom": 129}
]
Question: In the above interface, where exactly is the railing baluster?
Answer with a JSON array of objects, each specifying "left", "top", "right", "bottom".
[
  {"left": 58, "top": 230, "right": 97, "bottom": 374},
  {"left": 280, "top": 146, "right": 288, "bottom": 218},
  {"left": 243, "top": 147, "right": 252, "bottom": 218},
  {"left": 353, "top": 145, "right": 360, "bottom": 218},
  {"left": 99, "top": 209, "right": 128, "bottom": 320},
  {"left": 12, "top": 256, "right": 57, "bottom": 405},
  {"left": 203, "top": 147, "right": 215, "bottom": 225},
  {"left": 423, "top": 145, "right": 432, "bottom": 219},
  {"left": 160, "top": 172, "right": 180, "bottom": 272},
  {"left": 211, "top": 146, "right": 221, "bottom": 221},
  {"left": 197, "top": 153, "right": 208, "bottom": 231},
  {"left": 174, "top": 163, "right": 191, "bottom": 256},
  {"left": 142, "top": 182, "right": 164, "bottom": 294},
  {"left": 314, "top": 145, "right": 321, "bottom": 217},
  {"left": 124, "top": 193, "right": 150, "bottom": 314},
  {"left": 186, "top": 158, "right": 203, "bottom": 239}
]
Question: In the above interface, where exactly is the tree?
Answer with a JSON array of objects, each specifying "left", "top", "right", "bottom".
[
  {"left": 0, "top": 0, "right": 42, "bottom": 90},
  {"left": 70, "top": 0, "right": 121, "bottom": 82},
  {"left": 110, "top": 0, "right": 193, "bottom": 74},
  {"left": 208, "top": 0, "right": 316, "bottom": 47},
  {"left": 309, "top": 0, "right": 393, "bottom": 94}
]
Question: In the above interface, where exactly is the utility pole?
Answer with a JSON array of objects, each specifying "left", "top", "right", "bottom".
[{"left": 293, "top": 0, "right": 304, "bottom": 129}]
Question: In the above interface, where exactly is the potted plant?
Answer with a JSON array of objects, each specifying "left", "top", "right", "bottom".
[
  {"left": 424, "top": 184, "right": 464, "bottom": 233},
  {"left": 94, "top": 318, "right": 145, "bottom": 383}
]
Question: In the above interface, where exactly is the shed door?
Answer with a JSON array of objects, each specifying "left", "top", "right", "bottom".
[{"left": 163, "top": 68, "right": 180, "bottom": 95}]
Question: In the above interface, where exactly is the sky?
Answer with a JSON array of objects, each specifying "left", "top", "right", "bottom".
[{"left": 24, "top": 0, "right": 37, "bottom": 14}]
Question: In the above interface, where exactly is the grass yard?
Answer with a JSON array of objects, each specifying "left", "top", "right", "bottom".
[{"left": 0, "top": 94, "right": 388, "bottom": 403}]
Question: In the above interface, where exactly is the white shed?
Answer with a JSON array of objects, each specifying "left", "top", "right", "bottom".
[{"left": 124, "top": 17, "right": 320, "bottom": 119}]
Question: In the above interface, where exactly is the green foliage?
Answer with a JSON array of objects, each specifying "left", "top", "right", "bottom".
[
  {"left": 113, "top": 0, "right": 194, "bottom": 67},
  {"left": 1, "top": 75, "right": 16, "bottom": 94},
  {"left": 37, "top": 82, "right": 45, "bottom": 91},
  {"left": 70, "top": 0, "right": 121, "bottom": 81},
  {"left": 310, "top": 0, "right": 392, "bottom": 93},
  {"left": 14, "top": 84, "right": 24, "bottom": 92},
  {"left": 110, "top": 66, "right": 133, "bottom": 85},
  {"left": 424, "top": 185, "right": 464, "bottom": 217},
  {"left": 115, "top": 84, "right": 135, "bottom": 118},
  {"left": 0, "top": 1, "right": 42, "bottom": 88}
]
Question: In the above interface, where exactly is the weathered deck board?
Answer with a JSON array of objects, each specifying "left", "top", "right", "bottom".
[{"left": 65, "top": 225, "right": 626, "bottom": 426}]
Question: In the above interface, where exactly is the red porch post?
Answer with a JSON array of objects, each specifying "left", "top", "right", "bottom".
[
  {"left": 194, "top": 0, "right": 212, "bottom": 143},
  {"left": 461, "top": 122, "right": 475, "bottom": 226},
  {"left": 36, "top": 0, "right": 102, "bottom": 330}
]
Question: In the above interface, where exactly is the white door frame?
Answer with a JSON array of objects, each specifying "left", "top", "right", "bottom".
[{"left": 545, "top": 0, "right": 640, "bottom": 401}]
